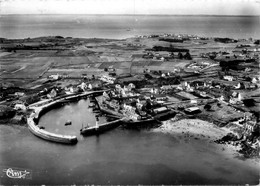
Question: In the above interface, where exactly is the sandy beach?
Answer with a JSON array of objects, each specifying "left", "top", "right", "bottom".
[
  {"left": 154, "top": 119, "right": 232, "bottom": 141},
  {"left": 152, "top": 119, "right": 259, "bottom": 166},
  {"left": 152, "top": 118, "right": 245, "bottom": 156}
]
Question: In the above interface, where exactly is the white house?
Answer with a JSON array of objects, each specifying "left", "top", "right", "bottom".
[
  {"left": 78, "top": 82, "right": 87, "bottom": 91},
  {"left": 14, "top": 92, "right": 25, "bottom": 97},
  {"left": 128, "top": 83, "right": 135, "bottom": 90},
  {"left": 47, "top": 89, "right": 57, "bottom": 98},
  {"left": 190, "top": 100, "right": 197, "bottom": 104},
  {"left": 218, "top": 95, "right": 225, "bottom": 102},
  {"left": 252, "top": 77, "right": 258, "bottom": 84},
  {"left": 14, "top": 104, "right": 27, "bottom": 111},
  {"left": 100, "top": 75, "right": 115, "bottom": 84},
  {"left": 223, "top": 76, "right": 234, "bottom": 81},
  {"left": 88, "top": 83, "right": 93, "bottom": 90},
  {"left": 49, "top": 74, "right": 60, "bottom": 80},
  {"left": 234, "top": 82, "right": 241, "bottom": 89}
]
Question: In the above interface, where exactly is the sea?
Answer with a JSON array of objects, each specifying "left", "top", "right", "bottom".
[
  {"left": 0, "top": 14, "right": 259, "bottom": 39},
  {"left": 0, "top": 99, "right": 259, "bottom": 185}
]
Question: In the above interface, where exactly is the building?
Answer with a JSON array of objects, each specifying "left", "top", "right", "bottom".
[
  {"left": 49, "top": 74, "right": 61, "bottom": 80},
  {"left": 100, "top": 75, "right": 116, "bottom": 84},
  {"left": 243, "top": 120, "right": 257, "bottom": 137},
  {"left": 47, "top": 89, "right": 57, "bottom": 99},
  {"left": 14, "top": 104, "right": 27, "bottom": 111},
  {"left": 223, "top": 76, "right": 234, "bottom": 81},
  {"left": 184, "top": 107, "right": 201, "bottom": 114},
  {"left": 14, "top": 92, "right": 25, "bottom": 97},
  {"left": 78, "top": 82, "right": 87, "bottom": 91},
  {"left": 251, "top": 77, "right": 258, "bottom": 84}
]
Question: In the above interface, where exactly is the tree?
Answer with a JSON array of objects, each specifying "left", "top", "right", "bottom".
[
  {"left": 145, "top": 101, "right": 152, "bottom": 110},
  {"left": 240, "top": 82, "right": 245, "bottom": 89},
  {"left": 218, "top": 71, "right": 223, "bottom": 79},
  {"left": 254, "top": 40, "right": 260, "bottom": 45},
  {"left": 178, "top": 52, "right": 183, "bottom": 59},
  {"left": 184, "top": 52, "right": 192, "bottom": 60},
  {"left": 204, "top": 104, "right": 212, "bottom": 111}
]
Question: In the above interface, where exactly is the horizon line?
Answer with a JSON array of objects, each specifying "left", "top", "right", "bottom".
[{"left": 1, "top": 14, "right": 259, "bottom": 17}]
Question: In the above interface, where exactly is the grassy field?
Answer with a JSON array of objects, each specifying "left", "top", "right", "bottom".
[{"left": 1, "top": 36, "right": 257, "bottom": 89}]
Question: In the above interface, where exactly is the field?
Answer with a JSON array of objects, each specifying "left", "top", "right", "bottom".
[{"left": 1, "top": 36, "right": 258, "bottom": 90}]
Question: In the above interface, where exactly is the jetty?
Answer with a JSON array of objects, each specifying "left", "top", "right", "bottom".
[{"left": 80, "top": 118, "right": 123, "bottom": 135}]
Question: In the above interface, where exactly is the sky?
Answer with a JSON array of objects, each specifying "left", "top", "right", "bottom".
[{"left": 0, "top": 0, "right": 259, "bottom": 15}]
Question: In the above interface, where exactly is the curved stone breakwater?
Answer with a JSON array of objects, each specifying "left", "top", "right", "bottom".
[{"left": 27, "top": 91, "right": 105, "bottom": 144}]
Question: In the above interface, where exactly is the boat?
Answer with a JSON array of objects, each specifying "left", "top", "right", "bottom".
[
  {"left": 80, "top": 119, "right": 123, "bottom": 136},
  {"left": 39, "top": 126, "right": 45, "bottom": 129},
  {"left": 65, "top": 120, "right": 72, "bottom": 126}
]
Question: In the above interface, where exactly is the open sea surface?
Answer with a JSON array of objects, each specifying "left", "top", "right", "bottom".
[{"left": 0, "top": 15, "right": 259, "bottom": 39}]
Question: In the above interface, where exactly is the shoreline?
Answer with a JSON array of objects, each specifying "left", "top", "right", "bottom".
[
  {"left": 152, "top": 118, "right": 259, "bottom": 162},
  {"left": 153, "top": 119, "right": 232, "bottom": 140}
]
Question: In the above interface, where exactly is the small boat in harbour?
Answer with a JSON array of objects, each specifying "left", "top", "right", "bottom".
[
  {"left": 39, "top": 126, "right": 45, "bottom": 129},
  {"left": 65, "top": 120, "right": 72, "bottom": 126}
]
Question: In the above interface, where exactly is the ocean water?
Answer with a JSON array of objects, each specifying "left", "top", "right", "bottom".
[
  {"left": 0, "top": 15, "right": 259, "bottom": 39},
  {"left": 0, "top": 99, "right": 259, "bottom": 185}
]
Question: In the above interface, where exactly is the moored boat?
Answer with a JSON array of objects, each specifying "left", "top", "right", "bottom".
[{"left": 65, "top": 120, "right": 72, "bottom": 126}]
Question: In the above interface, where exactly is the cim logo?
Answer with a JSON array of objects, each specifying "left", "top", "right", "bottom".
[{"left": 2, "top": 167, "right": 32, "bottom": 179}]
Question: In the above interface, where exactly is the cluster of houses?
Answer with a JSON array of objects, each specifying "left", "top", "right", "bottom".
[
  {"left": 141, "top": 51, "right": 192, "bottom": 61},
  {"left": 137, "top": 33, "right": 205, "bottom": 40},
  {"left": 233, "top": 112, "right": 258, "bottom": 141},
  {"left": 48, "top": 73, "right": 89, "bottom": 80}
]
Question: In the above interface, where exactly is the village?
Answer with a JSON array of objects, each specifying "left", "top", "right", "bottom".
[{"left": 0, "top": 33, "right": 259, "bottom": 158}]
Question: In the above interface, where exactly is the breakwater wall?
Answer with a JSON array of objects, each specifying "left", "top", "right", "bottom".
[{"left": 27, "top": 90, "right": 105, "bottom": 144}]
